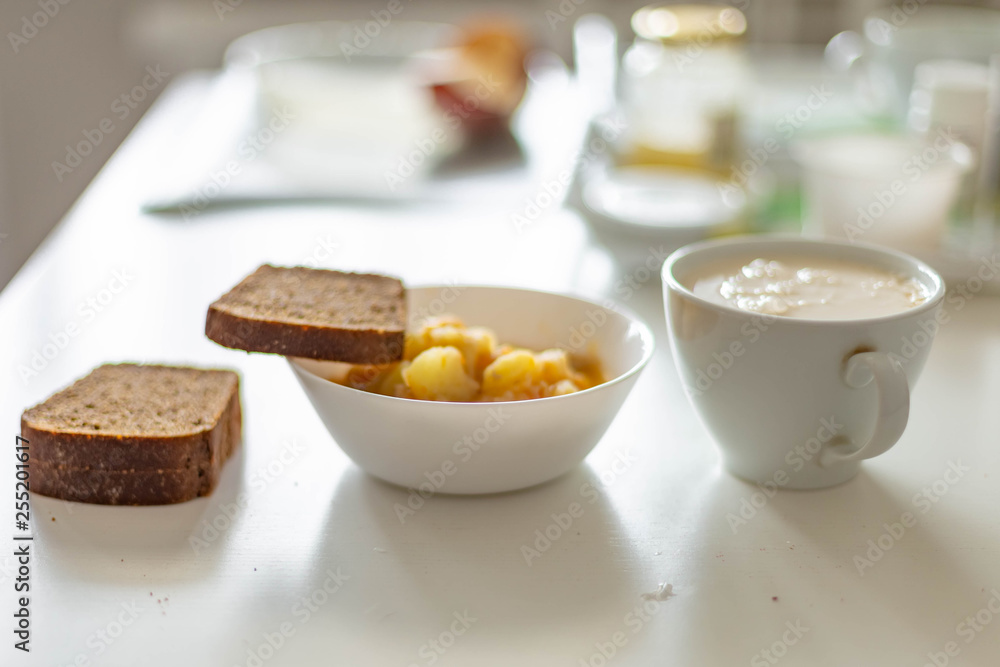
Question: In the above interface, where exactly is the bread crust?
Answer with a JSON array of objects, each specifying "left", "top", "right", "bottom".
[
  {"left": 21, "top": 423, "right": 209, "bottom": 471},
  {"left": 28, "top": 464, "right": 202, "bottom": 506},
  {"left": 206, "top": 305, "right": 404, "bottom": 364}
]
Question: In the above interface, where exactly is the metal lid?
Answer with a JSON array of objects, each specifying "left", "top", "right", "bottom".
[{"left": 631, "top": 4, "right": 747, "bottom": 45}]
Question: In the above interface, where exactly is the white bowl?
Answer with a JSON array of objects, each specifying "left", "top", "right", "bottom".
[{"left": 288, "top": 285, "right": 654, "bottom": 494}]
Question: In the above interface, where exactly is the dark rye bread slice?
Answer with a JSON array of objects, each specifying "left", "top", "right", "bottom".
[
  {"left": 21, "top": 364, "right": 241, "bottom": 505},
  {"left": 205, "top": 265, "right": 406, "bottom": 364}
]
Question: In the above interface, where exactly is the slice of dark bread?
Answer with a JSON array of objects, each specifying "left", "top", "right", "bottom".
[
  {"left": 21, "top": 364, "right": 241, "bottom": 505},
  {"left": 205, "top": 264, "right": 406, "bottom": 364}
]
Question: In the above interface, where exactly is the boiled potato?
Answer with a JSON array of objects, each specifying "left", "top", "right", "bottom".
[
  {"left": 403, "top": 316, "right": 465, "bottom": 360},
  {"left": 431, "top": 326, "right": 497, "bottom": 376},
  {"left": 403, "top": 346, "right": 479, "bottom": 401},
  {"left": 481, "top": 349, "right": 538, "bottom": 398},
  {"left": 373, "top": 361, "right": 410, "bottom": 397},
  {"left": 534, "top": 349, "right": 572, "bottom": 384},
  {"left": 546, "top": 379, "right": 580, "bottom": 397},
  {"left": 335, "top": 315, "right": 603, "bottom": 402},
  {"left": 345, "top": 365, "right": 387, "bottom": 390},
  {"left": 405, "top": 317, "right": 499, "bottom": 377}
]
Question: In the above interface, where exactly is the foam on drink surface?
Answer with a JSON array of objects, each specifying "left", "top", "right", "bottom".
[{"left": 690, "top": 257, "right": 930, "bottom": 320}]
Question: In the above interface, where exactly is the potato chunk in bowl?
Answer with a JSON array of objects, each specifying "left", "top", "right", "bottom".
[{"left": 333, "top": 316, "right": 603, "bottom": 402}]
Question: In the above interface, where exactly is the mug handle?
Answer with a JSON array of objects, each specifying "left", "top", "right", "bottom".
[{"left": 819, "top": 351, "right": 909, "bottom": 467}]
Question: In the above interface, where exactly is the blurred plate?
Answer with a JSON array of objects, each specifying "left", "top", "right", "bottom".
[
  {"left": 581, "top": 165, "right": 744, "bottom": 267},
  {"left": 225, "top": 21, "right": 464, "bottom": 191},
  {"left": 224, "top": 20, "right": 458, "bottom": 68}
]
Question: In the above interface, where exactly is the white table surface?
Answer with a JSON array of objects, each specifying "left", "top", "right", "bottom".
[{"left": 3, "top": 72, "right": 1000, "bottom": 667}]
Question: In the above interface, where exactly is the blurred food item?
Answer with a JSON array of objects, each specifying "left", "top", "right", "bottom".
[
  {"left": 333, "top": 316, "right": 604, "bottom": 402},
  {"left": 619, "top": 4, "right": 749, "bottom": 175},
  {"left": 416, "top": 20, "right": 529, "bottom": 134}
]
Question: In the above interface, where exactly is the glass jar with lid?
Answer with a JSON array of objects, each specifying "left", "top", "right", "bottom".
[{"left": 619, "top": 4, "right": 749, "bottom": 176}]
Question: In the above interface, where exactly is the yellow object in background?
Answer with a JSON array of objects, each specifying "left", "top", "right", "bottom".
[
  {"left": 617, "top": 107, "right": 739, "bottom": 176},
  {"left": 619, "top": 4, "right": 748, "bottom": 176}
]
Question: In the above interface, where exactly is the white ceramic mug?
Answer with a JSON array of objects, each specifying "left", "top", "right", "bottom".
[{"left": 662, "top": 236, "right": 946, "bottom": 489}]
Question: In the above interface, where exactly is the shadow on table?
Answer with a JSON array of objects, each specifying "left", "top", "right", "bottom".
[
  {"left": 302, "top": 463, "right": 643, "bottom": 646},
  {"left": 31, "top": 444, "right": 247, "bottom": 583},
  {"left": 668, "top": 466, "right": 984, "bottom": 664},
  {"left": 766, "top": 468, "right": 983, "bottom": 628}
]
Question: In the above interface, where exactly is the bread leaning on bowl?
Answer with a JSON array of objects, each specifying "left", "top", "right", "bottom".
[{"left": 205, "top": 264, "right": 406, "bottom": 364}]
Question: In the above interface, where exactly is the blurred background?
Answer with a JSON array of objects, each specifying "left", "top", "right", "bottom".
[{"left": 2, "top": 0, "right": 1000, "bottom": 290}]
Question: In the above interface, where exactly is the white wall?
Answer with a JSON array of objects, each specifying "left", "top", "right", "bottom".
[{"left": 0, "top": 1, "right": 150, "bottom": 288}]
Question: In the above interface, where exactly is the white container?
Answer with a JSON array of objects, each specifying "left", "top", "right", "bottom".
[
  {"left": 792, "top": 133, "right": 971, "bottom": 254},
  {"left": 663, "top": 236, "right": 945, "bottom": 489}
]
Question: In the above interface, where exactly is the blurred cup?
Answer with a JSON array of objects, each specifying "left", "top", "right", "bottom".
[{"left": 792, "top": 133, "right": 971, "bottom": 254}]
